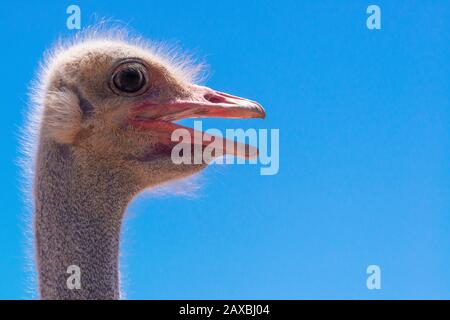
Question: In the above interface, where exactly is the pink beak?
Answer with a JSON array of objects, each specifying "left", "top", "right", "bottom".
[{"left": 129, "top": 85, "right": 265, "bottom": 160}]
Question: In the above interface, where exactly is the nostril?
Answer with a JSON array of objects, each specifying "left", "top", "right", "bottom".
[{"left": 204, "top": 94, "right": 224, "bottom": 104}]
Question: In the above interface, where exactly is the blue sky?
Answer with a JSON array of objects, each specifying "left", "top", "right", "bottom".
[{"left": 0, "top": 0, "right": 449, "bottom": 299}]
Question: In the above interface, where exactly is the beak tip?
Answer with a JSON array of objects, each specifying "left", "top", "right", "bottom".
[
  {"left": 250, "top": 101, "right": 265, "bottom": 120},
  {"left": 258, "top": 106, "right": 266, "bottom": 119}
]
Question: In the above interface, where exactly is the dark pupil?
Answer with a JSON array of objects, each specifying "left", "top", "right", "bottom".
[{"left": 114, "top": 68, "right": 144, "bottom": 93}]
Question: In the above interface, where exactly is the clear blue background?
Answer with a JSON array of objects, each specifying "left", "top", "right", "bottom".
[{"left": 0, "top": 0, "right": 449, "bottom": 299}]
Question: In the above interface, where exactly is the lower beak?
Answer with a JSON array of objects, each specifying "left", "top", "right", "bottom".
[{"left": 130, "top": 85, "right": 265, "bottom": 160}]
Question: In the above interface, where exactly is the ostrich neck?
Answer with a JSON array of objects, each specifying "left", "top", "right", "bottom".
[{"left": 34, "top": 140, "right": 135, "bottom": 300}]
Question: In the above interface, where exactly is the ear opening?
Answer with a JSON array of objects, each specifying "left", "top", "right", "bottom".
[{"left": 42, "top": 88, "right": 83, "bottom": 144}]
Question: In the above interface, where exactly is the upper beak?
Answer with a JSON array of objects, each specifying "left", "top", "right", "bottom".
[
  {"left": 131, "top": 85, "right": 265, "bottom": 122},
  {"left": 129, "top": 85, "right": 265, "bottom": 160}
]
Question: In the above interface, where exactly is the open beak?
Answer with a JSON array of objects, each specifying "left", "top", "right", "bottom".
[{"left": 129, "top": 85, "right": 265, "bottom": 160}]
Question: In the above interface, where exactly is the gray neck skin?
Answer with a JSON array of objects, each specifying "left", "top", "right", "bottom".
[{"left": 34, "top": 140, "right": 135, "bottom": 300}]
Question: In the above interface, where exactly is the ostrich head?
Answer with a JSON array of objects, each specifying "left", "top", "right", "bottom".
[
  {"left": 31, "top": 35, "right": 265, "bottom": 300},
  {"left": 39, "top": 39, "right": 264, "bottom": 191}
]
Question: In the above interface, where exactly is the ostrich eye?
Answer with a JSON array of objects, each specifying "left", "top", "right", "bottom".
[
  {"left": 110, "top": 60, "right": 149, "bottom": 96},
  {"left": 114, "top": 68, "right": 144, "bottom": 92}
]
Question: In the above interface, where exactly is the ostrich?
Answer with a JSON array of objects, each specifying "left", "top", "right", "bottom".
[{"left": 25, "top": 32, "right": 265, "bottom": 300}]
